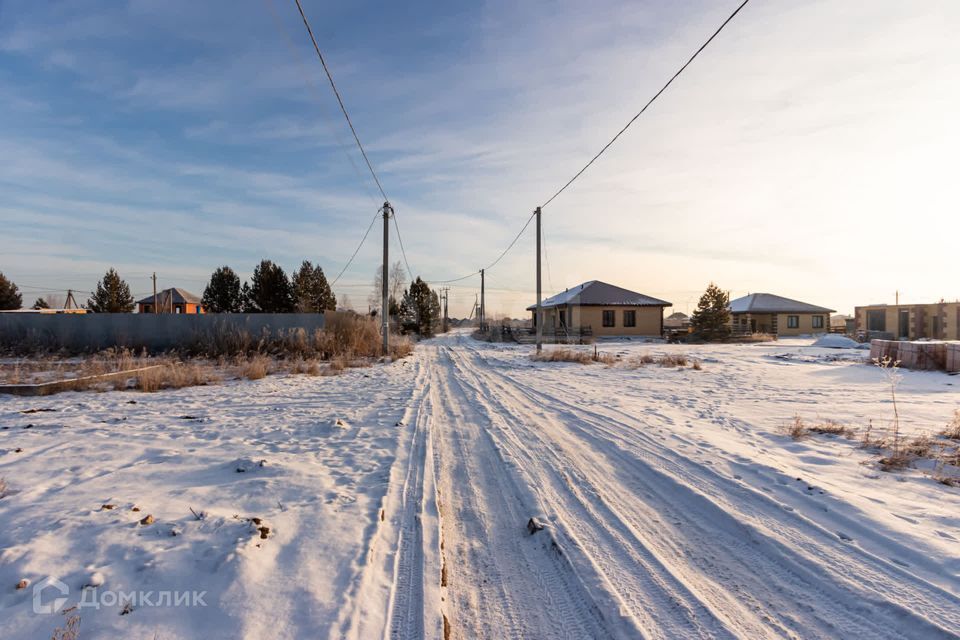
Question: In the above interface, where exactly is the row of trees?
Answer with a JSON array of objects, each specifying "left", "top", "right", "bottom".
[
  {"left": 0, "top": 261, "right": 338, "bottom": 314},
  {"left": 202, "top": 260, "right": 335, "bottom": 313}
]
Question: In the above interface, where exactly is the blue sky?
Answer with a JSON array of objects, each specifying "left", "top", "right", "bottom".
[{"left": 2, "top": 0, "right": 959, "bottom": 316}]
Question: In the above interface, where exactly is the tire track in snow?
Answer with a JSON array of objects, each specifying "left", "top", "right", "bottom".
[
  {"left": 430, "top": 344, "right": 618, "bottom": 639},
  {"left": 460, "top": 340, "right": 960, "bottom": 639}
]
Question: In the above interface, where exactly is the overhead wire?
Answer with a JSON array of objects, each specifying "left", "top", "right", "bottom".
[
  {"left": 539, "top": 0, "right": 750, "bottom": 209},
  {"left": 329, "top": 209, "right": 381, "bottom": 287},
  {"left": 262, "top": 0, "right": 379, "bottom": 206},
  {"left": 425, "top": 209, "right": 536, "bottom": 285},
  {"left": 293, "top": 0, "right": 388, "bottom": 202},
  {"left": 391, "top": 213, "right": 414, "bottom": 282}
]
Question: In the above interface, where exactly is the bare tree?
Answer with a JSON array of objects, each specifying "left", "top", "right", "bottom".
[{"left": 367, "top": 261, "right": 406, "bottom": 316}]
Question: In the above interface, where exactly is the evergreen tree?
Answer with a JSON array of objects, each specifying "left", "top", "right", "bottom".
[
  {"left": 87, "top": 268, "right": 134, "bottom": 313},
  {"left": 202, "top": 266, "right": 243, "bottom": 313},
  {"left": 291, "top": 260, "right": 336, "bottom": 312},
  {"left": 399, "top": 277, "right": 441, "bottom": 337},
  {"left": 32, "top": 297, "right": 50, "bottom": 310},
  {"left": 240, "top": 282, "right": 256, "bottom": 313},
  {"left": 246, "top": 260, "right": 294, "bottom": 313},
  {"left": 0, "top": 273, "right": 22, "bottom": 310},
  {"left": 690, "top": 282, "right": 731, "bottom": 341}
]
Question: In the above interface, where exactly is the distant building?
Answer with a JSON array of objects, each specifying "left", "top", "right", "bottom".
[
  {"left": 527, "top": 281, "right": 671, "bottom": 338},
  {"left": 728, "top": 293, "right": 834, "bottom": 336},
  {"left": 855, "top": 302, "right": 960, "bottom": 341},
  {"left": 137, "top": 288, "right": 205, "bottom": 314},
  {"left": 663, "top": 311, "right": 691, "bottom": 330}
]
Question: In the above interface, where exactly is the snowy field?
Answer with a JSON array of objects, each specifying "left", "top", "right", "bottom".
[{"left": 1, "top": 331, "right": 959, "bottom": 639}]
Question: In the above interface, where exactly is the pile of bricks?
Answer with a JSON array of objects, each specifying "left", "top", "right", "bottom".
[
  {"left": 869, "top": 340, "right": 900, "bottom": 362},
  {"left": 871, "top": 340, "right": 957, "bottom": 371},
  {"left": 948, "top": 343, "right": 960, "bottom": 373}
]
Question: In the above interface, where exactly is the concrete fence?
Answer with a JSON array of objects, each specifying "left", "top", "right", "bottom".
[{"left": 0, "top": 313, "right": 326, "bottom": 353}]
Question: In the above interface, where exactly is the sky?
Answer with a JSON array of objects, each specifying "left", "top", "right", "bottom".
[{"left": 1, "top": 0, "right": 959, "bottom": 317}]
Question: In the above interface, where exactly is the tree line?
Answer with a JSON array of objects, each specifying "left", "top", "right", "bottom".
[{"left": 1, "top": 261, "right": 446, "bottom": 336}]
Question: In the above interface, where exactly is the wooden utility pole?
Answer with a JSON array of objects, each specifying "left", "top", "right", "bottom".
[
  {"left": 152, "top": 273, "right": 158, "bottom": 313},
  {"left": 535, "top": 206, "right": 543, "bottom": 352},
  {"left": 382, "top": 202, "right": 391, "bottom": 355},
  {"left": 441, "top": 287, "right": 449, "bottom": 333},
  {"left": 480, "top": 268, "right": 485, "bottom": 332}
]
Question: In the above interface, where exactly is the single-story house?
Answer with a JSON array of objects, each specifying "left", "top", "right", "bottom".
[
  {"left": 663, "top": 311, "right": 691, "bottom": 331},
  {"left": 137, "top": 288, "right": 205, "bottom": 314},
  {"left": 527, "top": 281, "right": 671, "bottom": 337},
  {"left": 855, "top": 302, "right": 960, "bottom": 340},
  {"left": 729, "top": 293, "right": 834, "bottom": 336}
]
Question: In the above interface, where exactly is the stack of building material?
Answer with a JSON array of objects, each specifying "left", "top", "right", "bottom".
[
  {"left": 869, "top": 340, "right": 899, "bottom": 362},
  {"left": 897, "top": 341, "right": 918, "bottom": 368},
  {"left": 947, "top": 343, "right": 960, "bottom": 373},
  {"left": 896, "top": 342, "right": 947, "bottom": 370}
]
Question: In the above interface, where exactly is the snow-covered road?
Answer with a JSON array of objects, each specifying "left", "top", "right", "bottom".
[
  {"left": 407, "top": 335, "right": 960, "bottom": 640},
  {"left": 2, "top": 332, "right": 959, "bottom": 639}
]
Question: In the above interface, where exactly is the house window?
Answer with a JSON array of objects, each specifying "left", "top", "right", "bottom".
[
  {"left": 602, "top": 310, "right": 615, "bottom": 327},
  {"left": 867, "top": 310, "right": 886, "bottom": 332},
  {"left": 623, "top": 310, "right": 636, "bottom": 327},
  {"left": 812, "top": 315, "right": 824, "bottom": 329},
  {"left": 787, "top": 315, "right": 799, "bottom": 329}
]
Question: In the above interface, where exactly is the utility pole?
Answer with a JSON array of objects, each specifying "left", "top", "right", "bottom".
[
  {"left": 382, "top": 201, "right": 391, "bottom": 356},
  {"left": 152, "top": 273, "right": 158, "bottom": 314},
  {"left": 441, "top": 287, "right": 449, "bottom": 333},
  {"left": 535, "top": 206, "right": 543, "bottom": 352},
  {"left": 480, "top": 268, "right": 485, "bottom": 332}
]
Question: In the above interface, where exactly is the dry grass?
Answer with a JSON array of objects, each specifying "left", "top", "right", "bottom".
[
  {"left": 620, "top": 353, "right": 697, "bottom": 369},
  {"left": 531, "top": 348, "right": 594, "bottom": 364},
  {"left": 50, "top": 612, "right": 81, "bottom": 640},
  {"left": 658, "top": 354, "right": 689, "bottom": 368},
  {"left": 134, "top": 362, "right": 216, "bottom": 392},
  {"left": 808, "top": 420, "right": 851, "bottom": 437},
  {"left": 0, "top": 477, "right": 9, "bottom": 499},
  {"left": 904, "top": 434, "right": 935, "bottom": 458},
  {"left": 530, "top": 347, "right": 616, "bottom": 364},
  {"left": 879, "top": 451, "right": 912, "bottom": 472},
  {"left": 239, "top": 354, "right": 271, "bottom": 380},
  {"left": 783, "top": 414, "right": 808, "bottom": 440},
  {"left": 942, "top": 410, "right": 960, "bottom": 440}
]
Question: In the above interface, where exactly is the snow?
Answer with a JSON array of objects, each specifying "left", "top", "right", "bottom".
[
  {"left": 812, "top": 333, "right": 867, "bottom": 349},
  {"left": 1, "top": 332, "right": 959, "bottom": 638}
]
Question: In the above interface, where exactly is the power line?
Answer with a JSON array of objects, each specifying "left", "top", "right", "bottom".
[
  {"left": 262, "top": 0, "right": 379, "bottom": 206},
  {"left": 427, "top": 271, "right": 480, "bottom": 285},
  {"left": 541, "top": 222, "right": 554, "bottom": 293},
  {"left": 293, "top": 0, "right": 388, "bottom": 202},
  {"left": 426, "top": 210, "right": 536, "bottom": 285},
  {"left": 329, "top": 209, "right": 381, "bottom": 287},
  {"left": 540, "top": 0, "right": 750, "bottom": 209},
  {"left": 391, "top": 213, "right": 415, "bottom": 281},
  {"left": 483, "top": 210, "right": 536, "bottom": 272}
]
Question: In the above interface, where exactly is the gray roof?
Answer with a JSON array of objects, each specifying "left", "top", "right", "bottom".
[
  {"left": 526, "top": 281, "right": 671, "bottom": 311},
  {"left": 729, "top": 293, "right": 834, "bottom": 315},
  {"left": 137, "top": 287, "right": 202, "bottom": 306}
]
